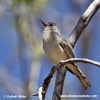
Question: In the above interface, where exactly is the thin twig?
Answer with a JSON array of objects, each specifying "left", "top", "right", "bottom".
[{"left": 59, "top": 58, "right": 100, "bottom": 67}]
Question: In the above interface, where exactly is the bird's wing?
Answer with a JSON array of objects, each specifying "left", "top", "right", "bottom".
[
  {"left": 59, "top": 37, "right": 75, "bottom": 58},
  {"left": 59, "top": 36, "right": 78, "bottom": 67},
  {"left": 55, "top": 32, "right": 76, "bottom": 63}
]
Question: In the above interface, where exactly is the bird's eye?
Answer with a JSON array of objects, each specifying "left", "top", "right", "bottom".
[{"left": 50, "top": 24, "right": 53, "bottom": 26}]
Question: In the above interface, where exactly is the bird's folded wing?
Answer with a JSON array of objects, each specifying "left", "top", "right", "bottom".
[
  {"left": 59, "top": 37, "right": 78, "bottom": 67},
  {"left": 59, "top": 38, "right": 75, "bottom": 58}
]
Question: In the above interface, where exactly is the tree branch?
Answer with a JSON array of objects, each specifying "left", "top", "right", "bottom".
[
  {"left": 59, "top": 58, "right": 100, "bottom": 67},
  {"left": 32, "top": 58, "right": 100, "bottom": 100},
  {"left": 68, "top": 0, "right": 100, "bottom": 48}
]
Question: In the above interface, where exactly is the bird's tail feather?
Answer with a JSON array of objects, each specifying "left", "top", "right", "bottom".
[
  {"left": 65, "top": 64, "right": 91, "bottom": 90},
  {"left": 76, "top": 73, "right": 91, "bottom": 90}
]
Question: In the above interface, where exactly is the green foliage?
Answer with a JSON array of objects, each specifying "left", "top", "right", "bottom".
[{"left": 12, "top": 0, "right": 50, "bottom": 14}]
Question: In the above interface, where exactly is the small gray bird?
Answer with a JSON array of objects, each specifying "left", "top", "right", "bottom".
[{"left": 41, "top": 21, "right": 91, "bottom": 90}]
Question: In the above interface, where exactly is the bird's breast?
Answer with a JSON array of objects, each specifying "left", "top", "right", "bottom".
[{"left": 43, "top": 41, "right": 69, "bottom": 64}]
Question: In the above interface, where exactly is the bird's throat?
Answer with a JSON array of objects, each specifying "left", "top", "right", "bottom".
[{"left": 43, "top": 30, "right": 54, "bottom": 45}]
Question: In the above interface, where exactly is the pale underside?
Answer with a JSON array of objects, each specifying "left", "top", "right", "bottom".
[{"left": 44, "top": 41, "right": 69, "bottom": 64}]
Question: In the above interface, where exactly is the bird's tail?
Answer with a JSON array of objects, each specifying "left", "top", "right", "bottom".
[
  {"left": 65, "top": 64, "right": 91, "bottom": 90},
  {"left": 75, "top": 68, "right": 91, "bottom": 90}
]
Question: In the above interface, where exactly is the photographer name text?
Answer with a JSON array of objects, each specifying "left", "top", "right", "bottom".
[{"left": 4, "top": 95, "right": 26, "bottom": 98}]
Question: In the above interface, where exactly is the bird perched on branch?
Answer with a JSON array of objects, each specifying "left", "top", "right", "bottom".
[{"left": 41, "top": 21, "right": 91, "bottom": 90}]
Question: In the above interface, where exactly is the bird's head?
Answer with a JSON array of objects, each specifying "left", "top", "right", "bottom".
[{"left": 41, "top": 21, "right": 60, "bottom": 33}]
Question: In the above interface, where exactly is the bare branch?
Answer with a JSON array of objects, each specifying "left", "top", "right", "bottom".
[
  {"left": 32, "top": 65, "right": 62, "bottom": 100},
  {"left": 32, "top": 58, "right": 100, "bottom": 100},
  {"left": 32, "top": 87, "right": 45, "bottom": 100},
  {"left": 59, "top": 58, "right": 100, "bottom": 67},
  {"left": 52, "top": 67, "right": 66, "bottom": 100},
  {"left": 32, "top": 93, "right": 38, "bottom": 96},
  {"left": 68, "top": 0, "right": 100, "bottom": 48}
]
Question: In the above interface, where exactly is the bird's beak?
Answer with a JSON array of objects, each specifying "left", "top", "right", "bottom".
[{"left": 41, "top": 20, "right": 47, "bottom": 29}]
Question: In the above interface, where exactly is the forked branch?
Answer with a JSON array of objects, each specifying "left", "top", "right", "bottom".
[{"left": 32, "top": 58, "right": 100, "bottom": 100}]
